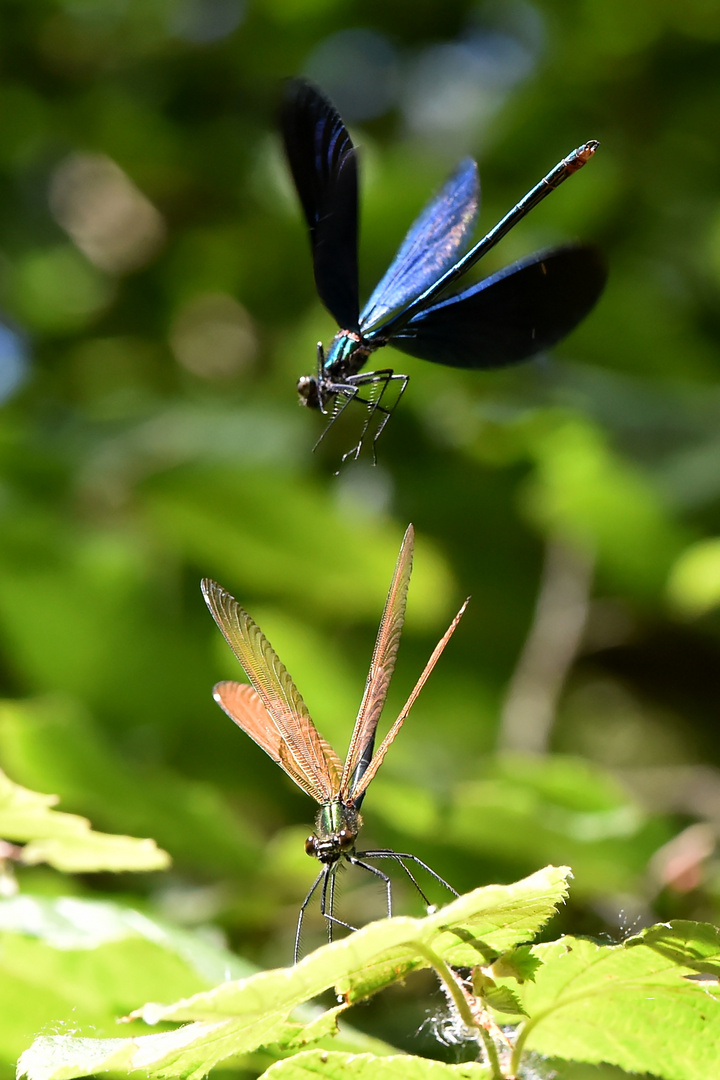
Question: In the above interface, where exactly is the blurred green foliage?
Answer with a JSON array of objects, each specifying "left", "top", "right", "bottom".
[{"left": 1, "top": 0, "right": 720, "bottom": 1072}]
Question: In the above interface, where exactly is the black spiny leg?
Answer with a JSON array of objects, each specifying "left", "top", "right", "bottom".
[{"left": 339, "top": 371, "right": 409, "bottom": 465}]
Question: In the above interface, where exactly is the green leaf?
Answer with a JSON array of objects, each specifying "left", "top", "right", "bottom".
[
  {"left": 0, "top": 895, "right": 252, "bottom": 983},
  {"left": 631, "top": 919, "right": 720, "bottom": 974},
  {"left": 6, "top": 897, "right": 391, "bottom": 1079},
  {"left": 18, "top": 868, "right": 569, "bottom": 1080},
  {"left": 448, "top": 755, "right": 669, "bottom": 895},
  {"left": 0, "top": 698, "right": 260, "bottom": 876},
  {"left": 507, "top": 923, "right": 720, "bottom": 1080},
  {"left": 18, "top": 1015, "right": 335, "bottom": 1080},
  {"left": 489, "top": 944, "right": 542, "bottom": 983},
  {"left": 261, "top": 1051, "right": 492, "bottom": 1079},
  {"left": 478, "top": 983, "right": 525, "bottom": 1016},
  {"left": 0, "top": 902, "right": 219, "bottom": 1070},
  {"left": 134, "top": 866, "right": 570, "bottom": 1022},
  {"left": 0, "top": 768, "right": 169, "bottom": 872}
]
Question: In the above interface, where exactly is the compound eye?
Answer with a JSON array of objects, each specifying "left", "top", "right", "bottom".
[
  {"left": 297, "top": 376, "right": 320, "bottom": 409},
  {"left": 337, "top": 828, "right": 355, "bottom": 851},
  {"left": 304, "top": 835, "right": 317, "bottom": 857}
]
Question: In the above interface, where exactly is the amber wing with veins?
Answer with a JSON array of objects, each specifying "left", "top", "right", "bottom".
[{"left": 202, "top": 578, "right": 342, "bottom": 804}]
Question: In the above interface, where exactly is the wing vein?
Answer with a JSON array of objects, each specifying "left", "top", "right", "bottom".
[
  {"left": 339, "top": 524, "right": 415, "bottom": 798},
  {"left": 202, "top": 578, "right": 341, "bottom": 802}
]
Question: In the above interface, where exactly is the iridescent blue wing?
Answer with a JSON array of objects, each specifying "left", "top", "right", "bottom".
[
  {"left": 389, "top": 245, "right": 607, "bottom": 368},
  {"left": 281, "top": 79, "right": 360, "bottom": 330},
  {"left": 360, "top": 158, "right": 479, "bottom": 337}
]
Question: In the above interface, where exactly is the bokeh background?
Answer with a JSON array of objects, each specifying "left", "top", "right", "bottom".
[{"left": 2, "top": 0, "right": 720, "bottom": 1068}]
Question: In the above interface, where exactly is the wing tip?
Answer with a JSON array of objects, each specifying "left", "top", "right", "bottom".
[
  {"left": 202, "top": 576, "right": 234, "bottom": 606},
  {"left": 212, "top": 679, "right": 246, "bottom": 701},
  {"left": 456, "top": 156, "right": 479, "bottom": 182},
  {"left": 201, "top": 577, "right": 224, "bottom": 616}
]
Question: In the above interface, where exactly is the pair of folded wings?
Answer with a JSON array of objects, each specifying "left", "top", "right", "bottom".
[{"left": 202, "top": 524, "right": 467, "bottom": 807}]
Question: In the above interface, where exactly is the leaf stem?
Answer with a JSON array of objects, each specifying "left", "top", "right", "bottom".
[{"left": 413, "top": 941, "right": 505, "bottom": 1080}]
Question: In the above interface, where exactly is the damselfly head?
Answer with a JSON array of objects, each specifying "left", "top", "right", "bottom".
[
  {"left": 305, "top": 826, "right": 357, "bottom": 863},
  {"left": 305, "top": 800, "right": 361, "bottom": 864},
  {"left": 297, "top": 374, "right": 320, "bottom": 408}
]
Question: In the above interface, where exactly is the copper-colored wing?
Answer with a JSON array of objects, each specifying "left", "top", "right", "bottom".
[
  {"left": 212, "top": 681, "right": 342, "bottom": 802},
  {"left": 339, "top": 525, "right": 415, "bottom": 799},
  {"left": 202, "top": 578, "right": 342, "bottom": 804},
  {"left": 349, "top": 597, "right": 470, "bottom": 805}
]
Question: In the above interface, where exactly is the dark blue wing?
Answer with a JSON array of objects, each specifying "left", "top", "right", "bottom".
[
  {"left": 360, "top": 158, "right": 479, "bottom": 337},
  {"left": 281, "top": 79, "right": 360, "bottom": 331},
  {"left": 389, "top": 245, "right": 607, "bottom": 368}
]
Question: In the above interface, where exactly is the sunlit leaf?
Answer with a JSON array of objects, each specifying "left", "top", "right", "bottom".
[
  {"left": 504, "top": 923, "right": 720, "bottom": 1079},
  {"left": 18, "top": 868, "right": 569, "bottom": 1080},
  {"left": 0, "top": 698, "right": 260, "bottom": 876},
  {"left": 0, "top": 768, "right": 169, "bottom": 872},
  {"left": 261, "top": 1051, "right": 492, "bottom": 1079},
  {"left": 0, "top": 898, "right": 231, "bottom": 1070}
]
